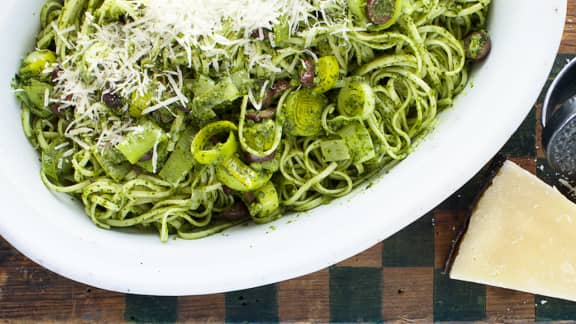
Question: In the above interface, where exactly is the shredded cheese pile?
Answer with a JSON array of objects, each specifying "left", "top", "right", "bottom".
[{"left": 52, "top": 0, "right": 341, "bottom": 149}]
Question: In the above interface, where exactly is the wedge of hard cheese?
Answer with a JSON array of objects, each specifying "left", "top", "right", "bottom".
[{"left": 450, "top": 160, "right": 576, "bottom": 302}]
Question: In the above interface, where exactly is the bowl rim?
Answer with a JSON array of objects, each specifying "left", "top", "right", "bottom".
[{"left": 0, "top": 0, "right": 568, "bottom": 296}]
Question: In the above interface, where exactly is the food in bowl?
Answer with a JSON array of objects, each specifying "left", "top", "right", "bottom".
[{"left": 12, "top": 0, "right": 491, "bottom": 241}]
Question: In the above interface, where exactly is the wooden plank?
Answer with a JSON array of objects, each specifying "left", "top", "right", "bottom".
[
  {"left": 508, "top": 157, "right": 537, "bottom": 175},
  {"left": 560, "top": 0, "right": 576, "bottom": 53},
  {"left": 486, "top": 287, "right": 535, "bottom": 323},
  {"left": 178, "top": 294, "right": 225, "bottom": 323},
  {"left": 382, "top": 267, "right": 434, "bottom": 322},
  {"left": 277, "top": 270, "right": 330, "bottom": 322},
  {"left": 337, "top": 242, "right": 383, "bottom": 268},
  {"left": 0, "top": 238, "right": 124, "bottom": 322},
  {"left": 433, "top": 209, "right": 468, "bottom": 270}
]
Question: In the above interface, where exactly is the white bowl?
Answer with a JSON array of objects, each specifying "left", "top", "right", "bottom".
[{"left": 0, "top": 1, "right": 566, "bottom": 295}]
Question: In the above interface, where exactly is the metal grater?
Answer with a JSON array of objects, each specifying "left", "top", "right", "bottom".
[{"left": 542, "top": 58, "right": 576, "bottom": 177}]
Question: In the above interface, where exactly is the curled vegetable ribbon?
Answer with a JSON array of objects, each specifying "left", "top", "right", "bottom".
[
  {"left": 191, "top": 121, "right": 239, "bottom": 165},
  {"left": 191, "top": 120, "right": 272, "bottom": 192}
]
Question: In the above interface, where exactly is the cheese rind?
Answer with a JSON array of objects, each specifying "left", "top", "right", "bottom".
[{"left": 450, "top": 160, "right": 576, "bottom": 302}]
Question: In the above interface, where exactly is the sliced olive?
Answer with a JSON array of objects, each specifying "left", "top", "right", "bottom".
[
  {"left": 246, "top": 109, "right": 277, "bottom": 122},
  {"left": 271, "top": 80, "right": 291, "bottom": 96},
  {"left": 366, "top": 0, "right": 395, "bottom": 25},
  {"left": 260, "top": 89, "right": 275, "bottom": 109},
  {"left": 243, "top": 151, "right": 276, "bottom": 163},
  {"left": 464, "top": 31, "right": 491, "bottom": 61},
  {"left": 243, "top": 191, "right": 256, "bottom": 204},
  {"left": 49, "top": 103, "right": 64, "bottom": 118},
  {"left": 50, "top": 66, "right": 61, "bottom": 84},
  {"left": 300, "top": 58, "right": 315, "bottom": 88},
  {"left": 219, "top": 201, "right": 250, "bottom": 221},
  {"left": 260, "top": 80, "right": 291, "bottom": 109},
  {"left": 138, "top": 150, "right": 154, "bottom": 162},
  {"left": 102, "top": 91, "right": 123, "bottom": 110},
  {"left": 222, "top": 185, "right": 236, "bottom": 196},
  {"left": 250, "top": 28, "right": 271, "bottom": 40}
]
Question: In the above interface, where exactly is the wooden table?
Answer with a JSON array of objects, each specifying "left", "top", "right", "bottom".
[{"left": 2, "top": 3, "right": 576, "bottom": 323}]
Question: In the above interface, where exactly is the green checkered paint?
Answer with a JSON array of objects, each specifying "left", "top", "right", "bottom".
[
  {"left": 124, "top": 295, "right": 178, "bottom": 323},
  {"left": 535, "top": 296, "right": 576, "bottom": 321},
  {"left": 382, "top": 213, "right": 434, "bottom": 267},
  {"left": 501, "top": 107, "right": 536, "bottom": 157},
  {"left": 225, "top": 284, "right": 278, "bottom": 322},
  {"left": 434, "top": 270, "right": 486, "bottom": 321},
  {"left": 330, "top": 267, "right": 382, "bottom": 322}
]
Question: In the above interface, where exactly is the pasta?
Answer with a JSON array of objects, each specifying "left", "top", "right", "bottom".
[{"left": 13, "top": 0, "right": 491, "bottom": 241}]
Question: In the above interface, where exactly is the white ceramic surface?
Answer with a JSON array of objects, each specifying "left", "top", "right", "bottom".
[{"left": 0, "top": 1, "right": 567, "bottom": 296}]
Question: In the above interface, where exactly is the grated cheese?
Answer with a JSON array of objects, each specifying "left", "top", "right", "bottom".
[
  {"left": 43, "top": 88, "right": 50, "bottom": 108},
  {"left": 62, "top": 149, "right": 75, "bottom": 158},
  {"left": 50, "top": 0, "right": 344, "bottom": 147},
  {"left": 152, "top": 142, "right": 159, "bottom": 174},
  {"left": 142, "top": 96, "right": 181, "bottom": 115},
  {"left": 54, "top": 142, "right": 70, "bottom": 151}
]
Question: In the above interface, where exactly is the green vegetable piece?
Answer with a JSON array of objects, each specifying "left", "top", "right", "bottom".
[
  {"left": 242, "top": 119, "right": 276, "bottom": 152},
  {"left": 230, "top": 71, "right": 251, "bottom": 93},
  {"left": 93, "top": 146, "right": 131, "bottom": 182},
  {"left": 117, "top": 121, "right": 167, "bottom": 164},
  {"left": 337, "top": 80, "right": 375, "bottom": 119},
  {"left": 159, "top": 127, "right": 197, "bottom": 185},
  {"left": 129, "top": 89, "right": 154, "bottom": 118},
  {"left": 167, "top": 110, "right": 186, "bottom": 152},
  {"left": 246, "top": 182, "right": 280, "bottom": 223},
  {"left": 190, "top": 75, "right": 216, "bottom": 95},
  {"left": 314, "top": 56, "right": 340, "bottom": 94},
  {"left": 189, "top": 72, "right": 251, "bottom": 124},
  {"left": 249, "top": 153, "right": 281, "bottom": 174},
  {"left": 19, "top": 50, "right": 57, "bottom": 78},
  {"left": 337, "top": 121, "right": 375, "bottom": 164},
  {"left": 137, "top": 142, "right": 168, "bottom": 174},
  {"left": 284, "top": 89, "right": 327, "bottom": 137},
  {"left": 18, "top": 80, "right": 53, "bottom": 118},
  {"left": 320, "top": 139, "right": 351, "bottom": 162},
  {"left": 191, "top": 121, "right": 238, "bottom": 165},
  {"left": 273, "top": 16, "right": 291, "bottom": 46},
  {"left": 190, "top": 106, "right": 217, "bottom": 126},
  {"left": 192, "top": 76, "right": 240, "bottom": 111},
  {"left": 42, "top": 142, "right": 73, "bottom": 184},
  {"left": 216, "top": 155, "right": 272, "bottom": 192}
]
